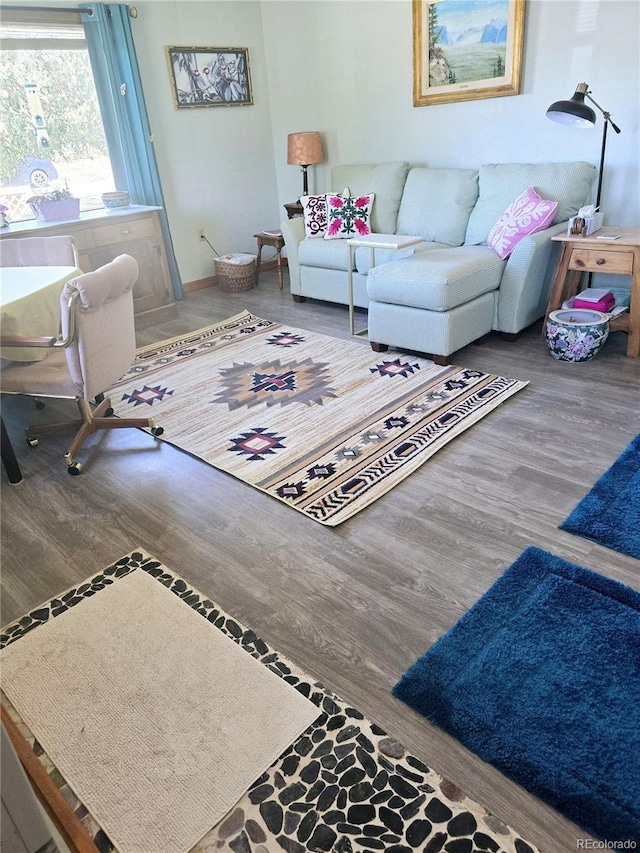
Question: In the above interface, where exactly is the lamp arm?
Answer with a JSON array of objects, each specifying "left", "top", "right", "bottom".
[{"left": 585, "top": 92, "right": 622, "bottom": 134}]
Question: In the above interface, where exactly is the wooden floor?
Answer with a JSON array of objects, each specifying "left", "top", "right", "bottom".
[{"left": 2, "top": 271, "right": 639, "bottom": 853}]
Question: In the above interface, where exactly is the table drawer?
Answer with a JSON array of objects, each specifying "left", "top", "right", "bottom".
[
  {"left": 89, "top": 215, "right": 156, "bottom": 247},
  {"left": 569, "top": 248, "right": 634, "bottom": 275}
]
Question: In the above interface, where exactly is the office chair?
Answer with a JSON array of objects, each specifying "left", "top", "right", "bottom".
[
  {"left": 0, "top": 235, "right": 78, "bottom": 267},
  {"left": 0, "top": 254, "right": 163, "bottom": 475}
]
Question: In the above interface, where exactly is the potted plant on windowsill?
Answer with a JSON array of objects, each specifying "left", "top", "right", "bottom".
[{"left": 26, "top": 188, "right": 80, "bottom": 222}]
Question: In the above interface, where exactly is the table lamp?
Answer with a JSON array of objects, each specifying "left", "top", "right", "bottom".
[
  {"left": 287, "top": 132, "right": 323, "bottom": 198},
  {"left": 546, "top": 82, "right": 622, "bottom": 209}
]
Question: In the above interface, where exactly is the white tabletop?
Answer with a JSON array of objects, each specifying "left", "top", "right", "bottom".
[
  {"left": 1, "top": 265, "right": 82, "bottom": 361},
  {"left": 346, "top": 234, "right": 423, "bottom": 250},
  {"left": 0, "top": 266, "right": 80, "bottom": 307}
]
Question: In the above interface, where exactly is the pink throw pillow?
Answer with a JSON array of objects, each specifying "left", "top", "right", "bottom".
[
  {"left": 324, "top": 193, "right": 375, "bottom": 240},
  {"left": 487, "top": 187, "right": 558, "bottom": 259}
]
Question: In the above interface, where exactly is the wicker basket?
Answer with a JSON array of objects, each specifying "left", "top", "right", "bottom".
[{"left": 214, "top": 254, "right": 256, "bottom": 292}]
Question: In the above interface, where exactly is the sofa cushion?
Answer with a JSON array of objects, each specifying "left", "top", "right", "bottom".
[
  {"left": 354, "top": 241, "right": 447, "bottom": 275},
  {"left": 298, "top": 236, "right": 353, "bottom": 271},
  {"left": 367, "top": 246, "right": 505, "bottom": 312},
  {"left": 465, "top": 161, "right": 597, "bottom": 245},
  {"left": 487, "top": 187, "right": 558, "bottom": 259},
  {"left": 331, "top": 161, "right": 410, "bottom": 234},
  {"left": 325, "top": 193, "right": 375, "bottom": 239},
  {"left": 297, "top": 235, "right": 444, "bottom": 275},
  {"left": 397, "top": 168, "right": 479, "bottom": 246}
]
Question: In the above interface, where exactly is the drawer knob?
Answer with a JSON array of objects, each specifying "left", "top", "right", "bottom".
[{"left": 596, "top": 257, "right": 606, "bottom": 265}]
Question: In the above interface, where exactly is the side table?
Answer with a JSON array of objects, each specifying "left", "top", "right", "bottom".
[
  {"left": 543, "top": 227, "right": 640, "bottom": 358},
  {"left": 284, "top": 201, "right": 303, "bottom": 219},
  {"left": 254, "top": 231, "right": 285, "bottom": 290},
  {"left": 346, "top": 234, "right": 423, "bottom": 337}
]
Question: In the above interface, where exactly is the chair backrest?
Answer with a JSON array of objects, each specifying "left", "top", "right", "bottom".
[
  {"left": 61, "top": 254, "right": 139, "bottom": 401},
  {"left": 0, "top": 235, "right": 78, "bottom": 267}
]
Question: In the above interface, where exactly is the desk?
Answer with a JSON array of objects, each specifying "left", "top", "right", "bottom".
[
  {"left": 543, "top": 228, "right": 640, "bottom": 358},
  {"left": 1, "top": 265, "right": 82, "bottom": 361},
  {"left": 346, "top": 234, "right": 423, "bottom": 336}
]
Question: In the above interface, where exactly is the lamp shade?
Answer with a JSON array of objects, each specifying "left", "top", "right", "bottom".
[
  {"left": 287, "top": 132, "right": 323, "bottom": 166},
  {"left": 546, "top": 83, "right": 596, "bottom": 128}
]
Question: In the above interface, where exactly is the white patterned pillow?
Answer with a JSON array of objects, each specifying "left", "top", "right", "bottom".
[
  {"left": 301, "top": 187, "right": 350, "bottom": 238},
  {"left": 487, "top": 187, "right": 558, "bottom": 259},
  {"left": 300, "top": 193, "right": 328, "bottom": 238},
  {"left": 324, "top": 193, "right": 375, "bottom": 240}
]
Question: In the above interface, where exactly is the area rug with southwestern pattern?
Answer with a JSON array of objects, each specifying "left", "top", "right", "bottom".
[
  {"left": 108, "top": 311, "right": 527, "bottom": 526},
  {"left": 1, "top": 550, "right": 540, "bottom": 853}
]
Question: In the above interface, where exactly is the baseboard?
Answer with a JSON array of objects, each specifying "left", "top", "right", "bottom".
[
  {"left": 184, "top": 258, "right": 288, "bottom": 293},
  {"left": 183, "top": 276, "right": 216, "bottom": 293},
  {"left": 259, "top": 258, "right": 288, "bottom": 273}
]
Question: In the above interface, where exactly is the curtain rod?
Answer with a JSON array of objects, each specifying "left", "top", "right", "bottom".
[
  {"left": 1, "top": 5, "right": 94, "bottom": 13},
  {"left": 2, "top": 6, "right": 138, "bottom": 16}
]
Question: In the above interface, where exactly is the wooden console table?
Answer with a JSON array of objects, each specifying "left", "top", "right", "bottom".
[
  {"left": 543, "top": 227, "right": 640, "bottom": 358},
  {"left": 0, "top": 206, "right": 177, "bottom": 330}
]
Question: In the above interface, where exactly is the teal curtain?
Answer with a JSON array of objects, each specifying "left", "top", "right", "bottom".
[{"left": 81, "top": 4, "right": 183, "bottom": 299}]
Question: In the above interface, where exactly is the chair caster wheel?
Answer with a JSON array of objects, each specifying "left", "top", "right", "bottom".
[
  {"left": 151, "top": 426, "right": 164, "bottom": 437},
  {"left": 67, "top": 461, "right": 83, "bottom": 475},
  {"left": 27, "top": 436, "right": 39, "bottom": 448},
  {"left": 105, "top": 407, "right": 114, "bottom": 417}
]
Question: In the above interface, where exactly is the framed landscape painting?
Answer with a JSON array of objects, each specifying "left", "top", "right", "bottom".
[
  {"left": 166, "top": 47, "right": 253, "bottom": 108},
  {"left": 413, "top": 0, "right": 525, "bottom": 106}
]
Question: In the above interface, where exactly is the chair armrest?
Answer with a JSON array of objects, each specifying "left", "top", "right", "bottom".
[
  {"left": 0, "top": 335, "right": 57, "bottom": 347},
  {"left": 496, "top": 222, "right": 568, "bottom": 333}
]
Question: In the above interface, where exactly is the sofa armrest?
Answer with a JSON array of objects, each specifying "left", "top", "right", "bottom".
[
  {"left": 495, "top": 222, "right": 568, "bottom": 334},
  {"left": 281, "top": 216, "right": 305, "bottom": 294}
]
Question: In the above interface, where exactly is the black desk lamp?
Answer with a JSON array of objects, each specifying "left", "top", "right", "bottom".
[{"left": 546, "top": 83, "right": 622, "bottom": 208}]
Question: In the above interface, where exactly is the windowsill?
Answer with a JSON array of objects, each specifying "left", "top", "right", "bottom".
[{"left": 0, "top": 205, "right": 162, "bottom": 235}]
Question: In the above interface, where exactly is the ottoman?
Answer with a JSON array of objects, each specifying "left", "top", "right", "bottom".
[{"left": 367, "top": 246, "right": 505, "bottom": 364}]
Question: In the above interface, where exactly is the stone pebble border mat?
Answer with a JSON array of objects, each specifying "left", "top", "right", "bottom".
[{"left": 1, "top": 551, "right": 539, "bottom": 853}]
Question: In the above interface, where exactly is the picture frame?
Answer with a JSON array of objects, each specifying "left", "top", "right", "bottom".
[
  {"left": 413, "top": 0, "right": 525, "bottom": 107},
  {"left": 166, "top": 46, "right": 253, "bottom": 108}
]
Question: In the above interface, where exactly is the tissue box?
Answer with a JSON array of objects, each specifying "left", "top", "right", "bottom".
[{"left": 567, "top": 212, "right": 604, "bottom": 237}]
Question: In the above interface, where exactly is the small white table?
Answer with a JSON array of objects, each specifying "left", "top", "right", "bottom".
[{"left": 347, "top": 234, "right": 423, "bottom": 336}]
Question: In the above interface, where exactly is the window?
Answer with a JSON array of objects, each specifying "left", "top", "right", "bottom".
[{"left": 0, "top": 10, "right": 115, "bottom": 223}]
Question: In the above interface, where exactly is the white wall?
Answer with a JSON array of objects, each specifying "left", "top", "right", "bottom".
[
  {"left": 130, "top": 0, "right": 639, "bottom": 286},
  {"left": 132, "top": 0, "right": 279, "bottom": 285},
  {"left": 261, "top": 0, "right": 639, "bottom": 223}
]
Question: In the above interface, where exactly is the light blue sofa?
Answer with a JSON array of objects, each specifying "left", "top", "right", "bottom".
[{"left": 281, "top": 160, "right": 596, "bottom": 363}]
